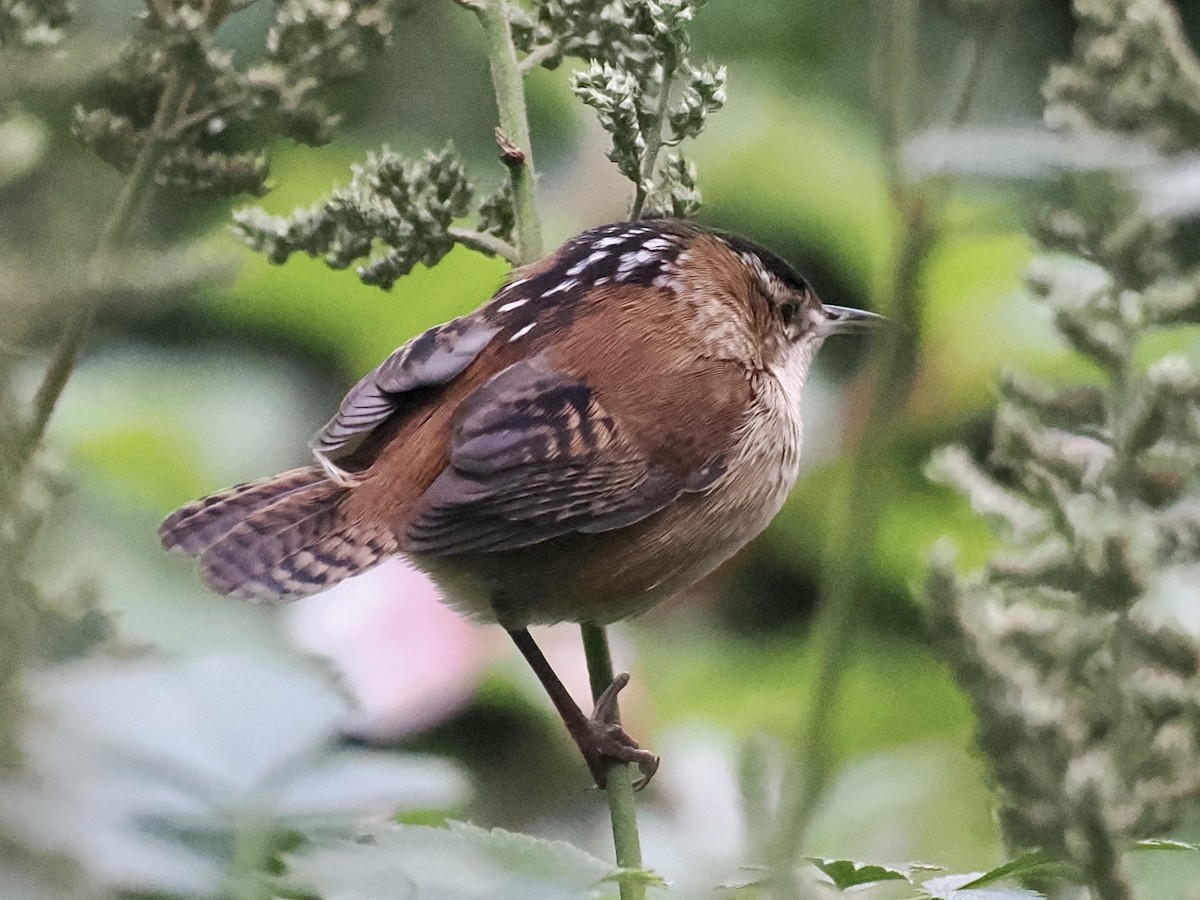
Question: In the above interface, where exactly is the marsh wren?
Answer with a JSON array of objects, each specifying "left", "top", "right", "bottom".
[{"left": 160, "top": 219, "right": 880, "bottom": 787}]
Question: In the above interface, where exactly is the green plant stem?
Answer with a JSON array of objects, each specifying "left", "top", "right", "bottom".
[
  {"left": 472, "top": 0, "right": 543, "bottom": 264},
  {"left": 884, "top": 0, "right": 919, "bottom": 158},
  {"left": 468, "top": 1, "right": 644, "bottom": 884},
  {"left": 224, "top": 816, "right": 274, "bottom": 900},
  {"left": 764, "top": 0, "right": 1006, "bottom": 876},
  {"left": 630, "top": 49, "right": 678, "bottom": 220},
  {"left": 464, "top": 1, "right": 652, "bottom": 886},
  {"left": 519, "top": 40, "right": 560, "bottom": 74},
  {"left": 766, "top": 190, "right": 934, "bottom": 891},
  {"left": 580, "top": 622, "right": 645, "bottom": 900},
  {"left": 765, "top": 0, "right": 932, "bottom": 891},
  {"left": 448, "top": 227, "right": 521, "bottom": 264},
  {"left": 15, "top": 69, "right": 188, "bottom": 478}
]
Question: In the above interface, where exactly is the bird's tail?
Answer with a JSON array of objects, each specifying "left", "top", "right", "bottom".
[{"left": 159, "top": 467, "right": 395, "bottom": 602}]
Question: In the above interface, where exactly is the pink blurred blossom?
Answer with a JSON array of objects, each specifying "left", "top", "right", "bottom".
[
  {"left": 286, "top": 559, "right": 495, "bottom": 741},
  {"left": 287, "top": 557, "right": 653, "bottom": 748}
]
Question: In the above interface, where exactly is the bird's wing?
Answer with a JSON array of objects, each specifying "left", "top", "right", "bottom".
[
  {"left": 311, "top": 315, "right": 501, "bottom": 479},
  {"left": 405, "top": 357, "right": 730, "bottom": 555}
]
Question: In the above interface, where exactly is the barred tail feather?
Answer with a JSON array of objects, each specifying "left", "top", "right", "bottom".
[
  {"left": 159, "top": 467, "right": 395, "bottom": 603},
  {"left": 159, "top": 467, "right": 328, "bottom": 556}
]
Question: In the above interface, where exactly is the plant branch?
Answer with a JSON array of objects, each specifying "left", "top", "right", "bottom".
[
  {"left": 465, "top": 0, "right": 645, "bottom": 881},
  {"left": 883, "top": 0, "right": 918, "bottom": 164},
  {"left": 1159, "top": 0, "right": 1200, "bottom": 108},
  {"left": 519, "top": 41, "right": 559, "bottom": 74},
  {"left": 949, "top": 9, "right": 1004, "bottom": 128},
  {"left": 448, "top": 227, "right": 521, "bottom": 264},
  {"left": 765, "top": 0, "right": 934, "bottom": 889},
  {"left": 580, "top": 622, "right": 645, "bottom": 900},
  {"left": 15, "top": 68, "right": 189, "bottom": 477},
  {"left": 630, "top": 52, "right": 678, "bottom": 220},
  {"left": 471, "top": 0, "right": 543, "bottom": 264}
]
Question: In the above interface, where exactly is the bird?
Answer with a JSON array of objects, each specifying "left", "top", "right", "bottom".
[{"left": 159, "top": 218, "right": 881, "bottom": 788}]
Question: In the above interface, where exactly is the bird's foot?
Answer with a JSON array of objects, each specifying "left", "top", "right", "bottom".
[{"left": 575, "top": 673, "right": 660, "bottom": 790}]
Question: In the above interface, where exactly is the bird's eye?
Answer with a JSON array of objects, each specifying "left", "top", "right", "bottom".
[{"left": 780, "top": 301, "right": 801, "bottom": 327}]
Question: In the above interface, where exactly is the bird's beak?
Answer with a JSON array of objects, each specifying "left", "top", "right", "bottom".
[{"left": 821, "top": 305, "right": 886, "bottom": 334}]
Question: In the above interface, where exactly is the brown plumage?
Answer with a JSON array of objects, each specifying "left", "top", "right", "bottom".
[{"left": 159, "top": 218, "right": 880, "bottom": 786}]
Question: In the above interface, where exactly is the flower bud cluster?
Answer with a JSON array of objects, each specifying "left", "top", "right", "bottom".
[
  {"left": 513, "top": 0, "right": 724, "bottom": 216},
  {"left": 928, "top": 8, "right": 1200, "bottom": 888},
  {"left": 234, "top": 145, "right": 514, "bottom": 290},
  {"left": 0, "top": 0, "right": 69, "bottom": 48},
  {"left": 1044, "top": 0, "right": 1200, "bottom": 153},
  {"left": 74, "top": 0, "right": 393, "bottom": 196}
]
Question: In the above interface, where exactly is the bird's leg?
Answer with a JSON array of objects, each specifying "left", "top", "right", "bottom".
[{"left": 507, "top": 627, "right": 660, "bottom": 789}]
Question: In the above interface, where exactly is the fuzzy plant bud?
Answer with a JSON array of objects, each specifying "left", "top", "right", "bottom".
[
  {"left": 929, "top": 9, "right": 1200, "bottom": 895},
  {"left": 572, "top": 62, "right": 647, "bottom": 184},
  {"left": 1044, "top": 0, "right": 1200, "bottom": 154},
  {"left": 76, "top": 0, "right": 393, "bottom": 194},
  {"left": 233, "top": 145, "right": 519, "bottom": 290},
  {"left": 0, "top": 0, "right": 69, "bottom": 48},
  {"left": 523, "top": 0, "right": 720, "bottom": 217}
]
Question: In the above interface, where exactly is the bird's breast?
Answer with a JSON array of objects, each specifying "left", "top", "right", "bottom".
[{"left": 711, "top": 370, "right": 805, "bottom": 541}]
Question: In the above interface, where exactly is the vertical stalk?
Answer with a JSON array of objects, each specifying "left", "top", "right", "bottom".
[
  {"left": 472, "top": 0, "right": 544, "bottom": 263},
  {"left": 765, "top": 192, "right": 933, "bottom": 888},
  {"left": 765, "top": 0, "right": 929, "bottom": 891},
  {"left": 0, "top": 48, "right": 189, "bottom": 812},
  {"left": 466, "top": 1, "right": 645, "bottom": 883},
  {"left": 224, "top": 816, "right": 274, "bottom": 900},
  {"left": 764, "top": 2, "right": 1009, "bottom": 889},
  {"left": 15, "top": 70, "right": 189, "bottom": 478},
  {"left": 581, "top": 622, "right": 645, "bottom": 900},
  {"left": 630, "top": 50, "right": 678, "bottom": 220}
]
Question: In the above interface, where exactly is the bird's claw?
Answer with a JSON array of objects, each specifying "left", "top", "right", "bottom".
[{"left": 580, "top": 672, "right": 660, "bottom": 790}]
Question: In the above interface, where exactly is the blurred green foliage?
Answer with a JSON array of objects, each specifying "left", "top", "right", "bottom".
[{"left": 7, "top": 0, "right": 1200, "bottom": 898}]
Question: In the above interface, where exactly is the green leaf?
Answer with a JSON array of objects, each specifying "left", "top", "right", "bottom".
[
  {"left": 1133, "top": 838, "right": 1200, "bottom": 852},
  {"left": 717, "top": 865, "right": 769, "bottom": 890},
  {"left": 278, "top": 750, "right": 469, "bottom": 818},
  {"left": 283, "top": 820, "right": 630, "bottom": 900},
  {"left": 0, "top": 653, "right": 467, "bottom": 895},
  {"left": 603, "top": 868, "right": 669, "bottom": 890},
  {"left": 803, "top": 857, "right": 913, "bottom": 889},
  {"left": 921, "top": 873, "right": 1045, "bottom": 900},
  {"left": 957, "top": 851, "right": 1059, "bottom": 888},
  {"left": 0, "top": 863, "right": 77, "bottom": 900}
]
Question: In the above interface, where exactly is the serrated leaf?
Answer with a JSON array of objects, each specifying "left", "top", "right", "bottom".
[
  {"left": 717, "top": 865, "right": 770, "bottom": 890},
  {"left": 957, "top": 852, "right": 1058, "bottom": 888},
  {"left": 277, "top": 750, "right": 466, "bottom": 817},
  {"left": 1133, "top": 838, "right": 1200, "bottom": 852},
  {"left": 603, "top": 868, "right": 668, "bottom": 889},
  {"left": 0, "top": 653, "right": 467, "bottom": 895},
  {"left": 921, "top": 873, "right": 1044, "bottom": 900},
  {"left": 283, "top": 821, "right": 628, "bottom": 900},
  {"left": 803, "top": 857, "right": 913, "bottom": 890}
]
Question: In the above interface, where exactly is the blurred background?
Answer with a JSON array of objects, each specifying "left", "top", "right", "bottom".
[{"left": 6, "top": 0, "right": 1200, "bottom": 896}]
